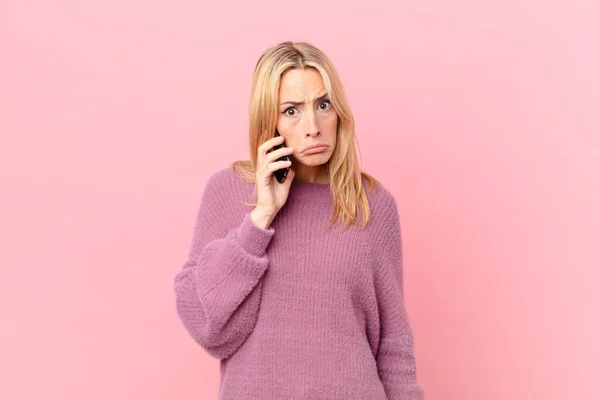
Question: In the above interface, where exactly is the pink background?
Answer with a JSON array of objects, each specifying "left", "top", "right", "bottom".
[{"left": 1, "top": 0, "right": 599, "bottom": 399}]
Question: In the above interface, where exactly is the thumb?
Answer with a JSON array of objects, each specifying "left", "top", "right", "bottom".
[{"left": 284, "top": 168, "right": 295, "bottom": 186}]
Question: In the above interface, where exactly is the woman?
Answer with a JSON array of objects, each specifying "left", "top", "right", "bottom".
[{"left": 173, "top": 41, "right": 424, "bottom": 399}]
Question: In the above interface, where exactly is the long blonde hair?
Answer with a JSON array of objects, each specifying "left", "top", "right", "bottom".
[{"left": 231, "top": 41, "right": 382, "bottom": 231}]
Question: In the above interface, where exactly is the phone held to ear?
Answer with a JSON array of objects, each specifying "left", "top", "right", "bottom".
[{"left": 273, "top": 130, "right": 291, "bottom": 183}]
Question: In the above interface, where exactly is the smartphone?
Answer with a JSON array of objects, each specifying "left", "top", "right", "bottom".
[{"left": 273, "top": 129, "right": 291, "bottom": 183}]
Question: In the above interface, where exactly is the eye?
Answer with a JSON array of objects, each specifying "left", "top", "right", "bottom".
[
  {"left": 283, "top": 107, "right": 298, "bottom": 116},
  {"left": 318, "top": 100, "right": 332, "bottom": 110}
]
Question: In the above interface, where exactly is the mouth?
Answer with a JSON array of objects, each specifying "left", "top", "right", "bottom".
[{"left": 301, "top": 144, "right": 329, "bottom": 154}]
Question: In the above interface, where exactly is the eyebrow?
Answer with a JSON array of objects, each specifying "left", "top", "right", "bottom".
[{"left": 280, "top": 93, "right": 329, "bottom": 107}]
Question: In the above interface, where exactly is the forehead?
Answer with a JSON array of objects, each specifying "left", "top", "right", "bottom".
[{"left": 279, "top": 68, "right": 325, "bottom": 98}]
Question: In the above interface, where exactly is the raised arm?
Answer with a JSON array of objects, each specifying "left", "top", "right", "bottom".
[{"left": 173, "top": 172, "right": 275, "bottom": 359}]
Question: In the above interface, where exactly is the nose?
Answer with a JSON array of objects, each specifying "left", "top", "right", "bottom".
[{"left": 304, "top": 109, "right": 320, "bottom": 137}]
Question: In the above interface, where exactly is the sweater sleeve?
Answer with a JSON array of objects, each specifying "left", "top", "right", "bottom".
[
  {"left": 374, "top": 194, "right": 424, "bottom": 400},
  {"left": 173, "top": 173, "right": 275, "bottom": 360}
]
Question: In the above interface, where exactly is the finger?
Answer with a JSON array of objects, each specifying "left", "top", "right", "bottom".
[
  {"left": 266, "top": 147, "right": 293, "bottom": 163},
  {"left": 268, "top": 160, "right": 292, "bottom": 172},
  {"left": 258, "top": 136, "right": 285, "bottom": 166},
  {"left": 285, "top": 167, "right": 295, "bottom": 183},
  {"left": 260, "top": 135, "right": 284, "bottom": 155}
]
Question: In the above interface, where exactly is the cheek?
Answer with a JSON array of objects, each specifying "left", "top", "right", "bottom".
[
  {"left": 279, "top": 117, "right": 302, "bottom": 131},
  {"left": 276, "top": 124, "right": 302, "bottom": 146},
  {"left": 322, "top": 113, "right": 338, "bottom": 131}
]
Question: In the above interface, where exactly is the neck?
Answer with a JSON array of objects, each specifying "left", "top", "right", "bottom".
[{"left": 292, "top": 165, "right": 329, "bottom": 184}]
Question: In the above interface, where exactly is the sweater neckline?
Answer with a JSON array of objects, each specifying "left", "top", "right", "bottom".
[
  {"left": 292, "top": 178, "right": 330, "bottom": 187},
  {"left": 288, "top": 178, "right": 332, "bottom": 202}
]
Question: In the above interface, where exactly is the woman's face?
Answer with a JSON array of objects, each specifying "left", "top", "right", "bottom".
[{"left": 276, "top": 68, "right": 338, "bottom": 176}]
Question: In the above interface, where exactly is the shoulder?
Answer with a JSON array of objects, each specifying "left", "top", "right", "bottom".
[
  {"left": 362, "top": 177, "right": 404, "bottom": 266},
  {"left": 200, "top": 165, "right": 255, "bottom": 215},
  {"left": 205, "top": 164, "right": 235, "bottom": 190},
  {"left": 204, "top": 164, "right": 251, "bottom": 195},
  {"left": 358, "top": 176, "right": 403, "bottom": 258},
  {"left": 362, "top": 174, "right": 400, "bottom": 225}
]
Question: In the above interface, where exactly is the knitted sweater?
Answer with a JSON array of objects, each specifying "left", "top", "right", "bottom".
[{"left": 173, "top": 165, "right": 424, "bottom": 400}]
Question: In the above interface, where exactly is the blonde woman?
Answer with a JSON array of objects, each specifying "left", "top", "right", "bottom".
[{"left": 173, "top": 41, "right": 424, "bottom": 399}]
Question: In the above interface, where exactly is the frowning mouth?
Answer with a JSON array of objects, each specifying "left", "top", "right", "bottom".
[{"left": 301, "top": 144, "right": 329, "bottom": 154}]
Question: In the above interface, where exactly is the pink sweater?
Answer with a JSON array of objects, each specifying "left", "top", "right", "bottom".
[{"left": 173, "top": 165, "right": 424, "bottom": 399}]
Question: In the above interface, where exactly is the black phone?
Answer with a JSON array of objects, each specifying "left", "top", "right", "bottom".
[{"left": 273, "top": 130, "right": 291, "bottom": 183}]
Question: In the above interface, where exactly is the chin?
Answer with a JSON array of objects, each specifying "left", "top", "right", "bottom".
[{"left": 302, "top": 155, "right": 331, "bottom": 166}]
